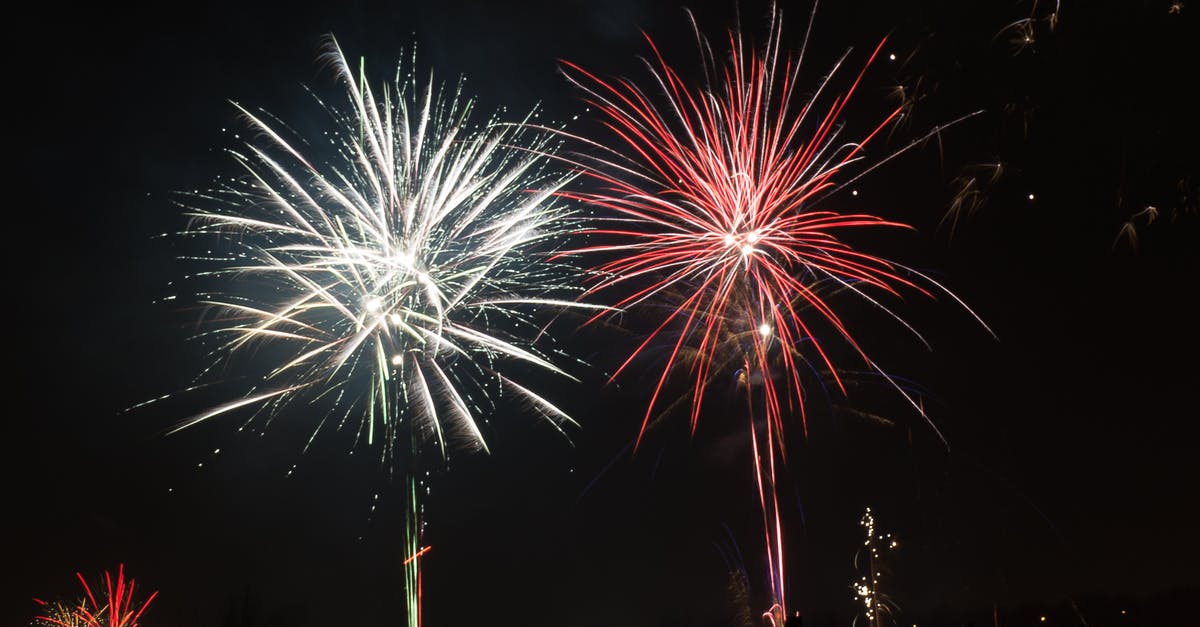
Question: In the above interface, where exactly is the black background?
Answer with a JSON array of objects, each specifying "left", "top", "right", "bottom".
[{"left": 7, "top": 1, "right": 1198, "bottom": 626}]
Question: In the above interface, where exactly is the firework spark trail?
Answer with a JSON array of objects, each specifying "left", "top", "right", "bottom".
[
  {"left": 168, "top": 38, "right": 602, "bottom": 461},
  {"left": 403, "top": 476, "right": 423, "bottom": 627},
  {"left": 556, "top": 3, "right": 989, "bottom": 617},
  {"left": 34, "top": 565, "right": 157, "bottom": 627}
]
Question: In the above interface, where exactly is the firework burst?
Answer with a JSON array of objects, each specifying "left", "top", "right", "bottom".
[
  {"left": 556, "top": 2, "right": 988, "bottom": 616},
  {"left": 161, "top": 38, "right": 600, "bottom": 462},
  {"left": 148, "top": 36, "right": 605, "bottom": 627},
  {"left": 558, "top": 6, "right": 986, "bottom": 447},
  {"left": 34, "top": 565, "right": 157, "bottom": 627}
]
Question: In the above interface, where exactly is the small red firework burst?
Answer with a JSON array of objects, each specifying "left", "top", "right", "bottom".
[{"left": 35, "top": 565, "right": 158, "bottom": 627}]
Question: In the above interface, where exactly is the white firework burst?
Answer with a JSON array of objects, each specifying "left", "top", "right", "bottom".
[{"left": 167, "top": 38, "right": 599, "bottom": 462}]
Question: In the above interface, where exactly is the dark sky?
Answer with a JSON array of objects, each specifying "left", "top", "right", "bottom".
[{"left": 7, "top": 1, "right": 1198, "bottom": 626}]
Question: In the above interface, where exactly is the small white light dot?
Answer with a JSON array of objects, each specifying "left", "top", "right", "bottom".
[
  {"left": 888, "top": 53, "right": 896, "bottom": 61},
  {"left": 1028, "top": 193, "right": 1036, "bottom": 201},
  {"left": 851, "top": 189, "right": 859, "bottom": 196},
  {"left": 759, "top": 323, "right": 771, "bottom": 337},
  {"left": 366, "top": 298, "right": 382, "bottom": 312},
  {"left": 391, "top": 354, "right": 403, "bottom": 366},
  {"left": 724, "top": 233, "right": 736, "bottom": 246}
]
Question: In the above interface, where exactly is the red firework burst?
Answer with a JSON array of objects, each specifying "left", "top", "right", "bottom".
[
  {"left": 560, "top": 6, "right": 954, "bottom": 446},
  {"left": 557, "top": 5, "right": 989, "bottom": 614},
  {"left": 554, "top": 2, "right": 993, "bottom": 612},
  {"left": 35, "top": 565, "right": 158, "bottom": 627}
]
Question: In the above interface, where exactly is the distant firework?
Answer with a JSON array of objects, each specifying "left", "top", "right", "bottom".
[{"left": 34, "top": 565, "right": 157, "bottom": 627}]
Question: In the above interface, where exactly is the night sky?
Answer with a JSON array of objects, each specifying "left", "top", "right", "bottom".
[{"left": 8, "top": 1, "right": 1198, "bottom": 626}]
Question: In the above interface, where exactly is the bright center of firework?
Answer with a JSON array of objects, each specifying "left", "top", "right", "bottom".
[
  {"left": 365, "top": 297, "right": 382, "bottom": 312},
  {"left": 725, "top": 231, "right": 762, "bottom": 244},
  {"left": 724, "top": 231, "right": 762, "bottom": 257},
  {"left": 389, "top": 313, "right": 402, "bottom": 325},
  {"left": 759, "top": 323, "right": 772, "bottom": 337}
]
